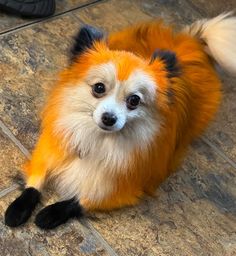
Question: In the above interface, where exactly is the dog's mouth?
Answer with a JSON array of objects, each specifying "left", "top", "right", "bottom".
[
  {"left": 97, "top": 124, "right": 117, "bottom": 132},
  {"left": 97, "top": 120, "right": 127, "bottom": 133}
]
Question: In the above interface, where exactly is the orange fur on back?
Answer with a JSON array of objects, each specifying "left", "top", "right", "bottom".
[{"left": 23, "top": 20, "right": 222, "bottom": 211}]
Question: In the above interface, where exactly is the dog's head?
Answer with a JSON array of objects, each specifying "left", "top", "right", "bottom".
[{"left": 52, "top": 25, "right": 179, "bottom": 159}]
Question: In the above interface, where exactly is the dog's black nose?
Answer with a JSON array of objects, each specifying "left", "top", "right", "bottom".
[{"left": 102, "top": 112, "right": 117, "bottom": 126}]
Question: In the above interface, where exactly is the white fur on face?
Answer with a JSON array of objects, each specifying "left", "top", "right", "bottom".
[
  {"left": 93, "top": 94, "right": 127, "bottom": 131},
  {"left": 53, "top": 61, "right": 160, "bottom": 202},
  {"left": 55, "top": 61, "right": 160, "bottom": 159},
  {"left": 91, "top": 64, "right": 158, "bottom": 132}
]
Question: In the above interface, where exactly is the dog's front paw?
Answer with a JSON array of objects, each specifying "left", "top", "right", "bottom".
[
  {"left": 35, "top": 198, "right": 83, "bottom": 230},
  {"left": 5, "top": 187, "right": 40, "bottom": 227}
]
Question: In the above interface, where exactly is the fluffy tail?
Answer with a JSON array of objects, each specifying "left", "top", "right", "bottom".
[{"left": 183, "top": 12, "right": 236, "bottom": 74}]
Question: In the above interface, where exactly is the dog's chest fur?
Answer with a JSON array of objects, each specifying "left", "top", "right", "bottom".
[
  {"left": 53, "top": 134, "right": 134, "bottom": 203},
  {"left": 55, "top": 157, "right": 114, "bottom": 202}
]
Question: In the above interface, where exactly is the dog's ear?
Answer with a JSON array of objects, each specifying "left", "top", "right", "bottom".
[
  {"left": 150, "top": 49, "right": 180, "bottom": 78},
  {"left": 71, "top": 25, "right": 105, "bottom": 62}
]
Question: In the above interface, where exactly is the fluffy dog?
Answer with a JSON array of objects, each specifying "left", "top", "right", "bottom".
[{"left": 5, "top": 13, "right": 236, "bottom": 229}]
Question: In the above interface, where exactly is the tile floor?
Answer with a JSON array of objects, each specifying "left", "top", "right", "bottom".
[{"left": 0, "top": 0, "right": 236, "bottom": 255}]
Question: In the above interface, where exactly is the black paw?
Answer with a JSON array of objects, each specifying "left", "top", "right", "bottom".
[
  {"left": 35, "top": 198, "right": 83, "bottom": 230},
  {"left": 5, "top": 188, "right": 40, "bottom": 227}
]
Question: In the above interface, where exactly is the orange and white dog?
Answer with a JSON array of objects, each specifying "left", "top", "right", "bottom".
[{"left": 5, "top": 13, "right": 236, "bottom": 229}]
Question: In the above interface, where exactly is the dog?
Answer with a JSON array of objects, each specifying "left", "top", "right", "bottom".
[{"left": 5, "top": 13, "right": 236, "bottom": 229}]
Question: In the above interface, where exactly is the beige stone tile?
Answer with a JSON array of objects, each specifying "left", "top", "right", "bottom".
[
  {"left": 56, "top": 0, "right": 98, "bottom": 13},
  {"left": 88, "top": 140, "right": 236, "bottom": 256},
  {"left": 0, "top": 0, "right": 97, "bottom": 33},
  {"left": 0, "top": 14, "right": 82, "bottom": 150},
  {"left": 205, "top": 73, "right": 236, "bottom": 161},
  {"left": 186, "top": 0, "right": 236, "bottom": 17},
  {"left": 77, "top": 0, "right": 152, "bottom": 32},
  {"left": 134, "top": 0, "right": 202, "bottom": 26},
  {"left": 0, "top": 190, "right": 109, "bottom": 256},
  {"left": 77, "top": 0, "right": 201, "bottom": 32},
  {"left": 0, "top": 131, "right": 25, "bottom": 191}
]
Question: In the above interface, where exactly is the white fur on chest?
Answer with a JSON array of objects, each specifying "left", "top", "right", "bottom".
[
  {"left": 54, "top": 156, "right": 115, "bottom": 203},
  {"left": 54, "top": 114, "right": 159, "bottom": 203}
]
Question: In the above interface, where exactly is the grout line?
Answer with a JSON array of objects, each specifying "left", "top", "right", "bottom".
[
  {"left": 0, "top": 119, "right": 30, "bottom": 159},
  {"left": 201, "top": 136, "right": 236, "bottom": 169},
  {"left": 0, "top": 184, "right": 19, "bottom": 198},
  {"left": 0, "top": 0, "right": 107, "bottom": 37},
  {"left": 0, "top": 119, "right": 29, "bottom": 198},
  {"left": 80, "top": 219, "right": 118, "bottom": 256}
]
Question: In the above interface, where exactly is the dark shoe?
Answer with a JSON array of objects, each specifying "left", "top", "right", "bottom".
[{"left": 0, "top": 0, "right": 56, "bottom": 18}]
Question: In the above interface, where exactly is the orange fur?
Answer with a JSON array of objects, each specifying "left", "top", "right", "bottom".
[{"left": 23, "top": 20, "right": 221, "bottom": 211}]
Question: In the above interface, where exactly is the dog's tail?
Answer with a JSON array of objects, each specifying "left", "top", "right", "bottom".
[{"left": 183, "top": 12, "right": 236, "bottom": 74}]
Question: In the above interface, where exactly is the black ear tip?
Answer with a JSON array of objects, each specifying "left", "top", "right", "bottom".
[
  {"left": 70, "top": 25, "right": 105, "bottom": 62},
  {"left": 151, "top": 49, "right": 180, "bottom": 78}
]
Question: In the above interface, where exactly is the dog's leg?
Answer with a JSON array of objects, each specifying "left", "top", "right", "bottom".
[
  {"left": 5, "top": 132, "right": 57, "bottom": 227},
  {"left": 5, "top": 171, "right": 46, "bottom": 227},
  {"left": 4, "top": 174, "right": 45, "bottom": 227},
  {"left": 35, "top": 198, "right": 83, "bottom": 229}
]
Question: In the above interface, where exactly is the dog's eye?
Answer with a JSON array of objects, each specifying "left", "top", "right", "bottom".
[
  {"left": 92, "top": 83, "right": 106, "bottom": 97},
  {"left": 126, "top": 95, "right": 140, "bottom": 110}
]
